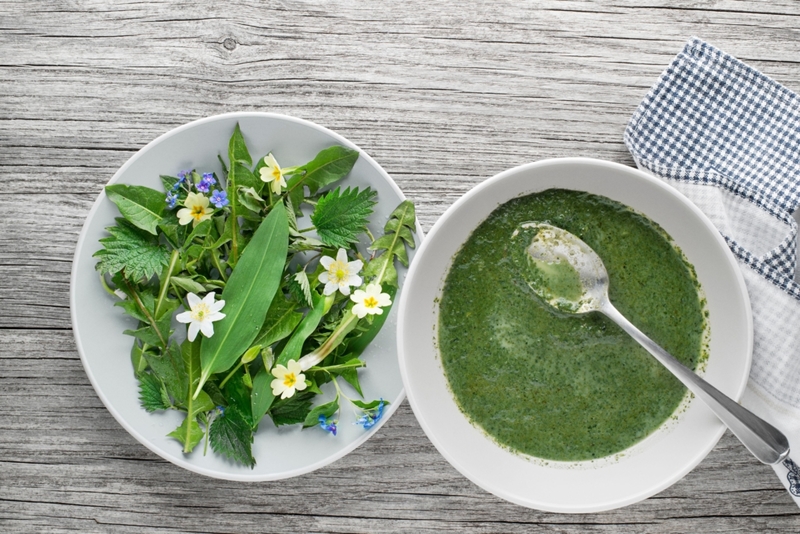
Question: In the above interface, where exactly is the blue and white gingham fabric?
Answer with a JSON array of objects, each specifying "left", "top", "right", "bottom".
[{"left": 625, "top": 37, "right": 800, "bottom": 505}]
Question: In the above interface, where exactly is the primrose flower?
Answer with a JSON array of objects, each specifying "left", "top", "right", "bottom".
[
  {"left": 355, "top": 399, "right": 385, "bottom": 430},
  {"left": 259, "top": 153, "right": 287, "bottom": 195},
  {"left": 165, "top": 191, "right": 178, "bottom": 209},
  {"left": 176, "top": 291, "right": 226, "bottom": 342},
  {"left": 319, "top": 248, "right": 363, "bottom": 296},
  {"left": 270, "top": 359, "right": 307, "bottom": 399},
  {"left": 196, "top": 172, "right": 216, "bottom": 193},
  {"left": 210, "top": 189, "right": 229, "bottom": 208},
  {"left": 318, "top": 415, "right": 338, "bottom": 436},
  {"left": 177, "top": 192, "right": 214, "bottom": 226},
  {"left": 351, "top": 283, "right": 392, "bottom": 319}
]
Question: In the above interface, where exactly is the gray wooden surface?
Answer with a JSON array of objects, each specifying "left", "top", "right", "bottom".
[{"left": 3, "top": 0, "right": 800, "bottom": 532}]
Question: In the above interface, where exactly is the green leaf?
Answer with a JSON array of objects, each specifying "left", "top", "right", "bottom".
[
  {"left": 269, "top": 390, "right": 315, "bottom": 426},
  {"left": 138, "top": 373, "right": 170, "bottom": 412},
  {"left": 144, "top": 343, "right": 188, "bottom": 404},
  {"left": 124, "top": 325, "right": 163, "bottom": 347},
  {"left": 276, "top": 291, "right": 327, "bottom": 367},
  {"left": 182, "top": 340, "right": 215, "bottom": 416},
  {"left": 364, "top": 200, "right": 417, "bottom": 287},
  {"left": 170, "top": 276, "right": 207, "bottom": 294},
  {"left": 117, "top": 298, "right": 148, "bottom": 323},
  {"left": 351, "top": 398, "right": 389, "bottom": 410},
  {"left": 252, "top": 296, "right": 304, "bottom": 349},
  {"left": 130, "top": 341, "right": 149, "bottom": 375},
  {"left": 339, "top": 366, "right": 363, "bottom": 397},
  {"left": 285, "top": 146, "right": 359, "bottom": 206},
  {"left": 293, "top": 271, "right": 313, "bottom": 307},
  {"left": 210, "top": 406, "right": 255, "bottom": 468},
  {"left": 197, "top": 206, "right": 289, "bottom": 396},
  {"left": 223, "top": 372, "right": 254, "bottom": 428},
  {"left": 94, "top": 219, "right": 171, "bottom": 281},
  {"left": 311, "top": 187, "right": 377, "bottom": 249},
  {"left": 302, "top": 398, "right": 339, "bottom": 428},
  {"left": 251, "top": 368, "right": 275, "bottom": 426},
  {"left": 229, "top": 123, "right": 252, "bottom": 167},
  {"left": 168, "top": 415, "right": 204, "bottom": 453},
  {"left": 238, "top": 186, "right": 264, "bottom": 213},
  {"left": 105, "top": 184, "right": 166, "bottom": 235}
]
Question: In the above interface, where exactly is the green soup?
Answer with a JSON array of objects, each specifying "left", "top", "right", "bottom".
[{"left": 437, "top": 189, "right": 707, "bottom": 461}]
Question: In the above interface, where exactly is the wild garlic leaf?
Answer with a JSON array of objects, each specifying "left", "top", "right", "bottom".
[
  {"left": 351, "top": 399, "right": 389, "bottom": 410},
  {"left": 270, "top": 390, "right": 315, "bottom": 426},
  {"left": 302, "top": 398, "right": 339, "bottom": 428},
  {"left": 276, "top": 291, "right": 327, "bottom": 367},
  {"left": 138, "top": 373, "right": 170, "bottom": 412},
  {"left": 252, "top": 295, "right": 304, "bottom": 349},
  {"left": 94, "top": 219, "right": 170, "bottom": 281},
  {"left": 105, "top": 184, "right": 166, "bottom": 235},
  {"left": 197, "top": 206, "right": 289, "bottom": 397},
  {"left": 285, "top": 146, "right": 359, "bottom": 212},
  {"left": 210, "top": 406, "right": 255, "bottom": 468},
  {"left": 168, "top": 415, "right": 204, "bottom": 453},
  {"left": 250, "top": 368, "right": 275, "bottom": 426},
  {"left": 311, "top": 187, "right": 377, "bottom": 249}
]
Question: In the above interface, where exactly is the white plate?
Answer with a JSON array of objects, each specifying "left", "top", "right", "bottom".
[
  {"left": 397, "top": 158, "right": 752, "bottom": 512},
  {"left": 71, "top": 112, "right": 418, "bottom": 481}
]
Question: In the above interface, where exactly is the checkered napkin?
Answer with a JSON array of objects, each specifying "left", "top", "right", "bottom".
[{"left": 624, "top": 37, "right": 800, "bottom": 505}]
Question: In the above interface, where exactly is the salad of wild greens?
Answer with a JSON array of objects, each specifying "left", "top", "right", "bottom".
[{"left": 94, "top": 124, "right": 416, "bottom": 468}]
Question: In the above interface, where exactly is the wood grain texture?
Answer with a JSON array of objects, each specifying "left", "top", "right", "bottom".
[{"left": 2, "top": 0, "right": 800, "bottom": 531}]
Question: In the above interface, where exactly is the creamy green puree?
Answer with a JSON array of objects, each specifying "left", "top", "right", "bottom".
[{"left": 438, "top": 189, "right": 707, "bottom": 461}]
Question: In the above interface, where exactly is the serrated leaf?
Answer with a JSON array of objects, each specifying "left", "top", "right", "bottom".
[
  {"left": 363, "top": 254, "right": 397, "bottom": 288},
  {"left": 269, "top": 390, "right": 315, "bottom": 426},
  {"left": 138, "top": 373, "right": 170, "bottom": 412},
  {"left": 197, "top": 206, "right": 289, "bottom": 396},
  {"left": 224, "top": 372, "right": 254, "bottom": 429},
  {"left": 94, "top": 219, "right": 170, "bottom": 281},
  {"left": 105, "top": 184, "right": 165, "bottom": 235},
  {"left": 302, "top": 398, "right": 339, "bottom": 428},
  {"left": 115, "top": 298, "right": 148, "bottom": 323},
  {"left": 168, "top": 415, "right": 204, "bottom": 453},
  {"left": 124, "top": 325, "right": 163, "bottom": 347},
  {"left": 311, "top": 187, "right": 377, "bottom": 248},
  {"left": 145, "top": 343, "right": 188, "bottom": 404},
  {"left": 364, "top": 200, "right": 416, "bottom": 287},
  {"left": 293, "top": 271, "right": 313, "bottom": 307},
  {"left": 229, "top": 123, "right": 252, "bottom": 166},
  {"left": 210, "top": 406, "right": 255, "bottom": 468}
]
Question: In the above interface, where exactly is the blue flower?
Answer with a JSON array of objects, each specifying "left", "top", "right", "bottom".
[
  {"left": 165, "top": 191, "right": 178, "bottom": 209},
  {"left": 176, "top": 170, "right": 191, "bottom": 181},
  {"left": 210, "top": 190, "right": 229, "bottom": 208},
  {"left": 196, "top": 173, "right": 216, "bottom": 193},
  {"left": 355, "top": 399, "right": 385, "bottom": 430},
  {"left": 318, "top": 414, "right": 337, "bottom": 435}
]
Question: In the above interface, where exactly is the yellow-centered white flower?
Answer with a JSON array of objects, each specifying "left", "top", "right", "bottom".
[
  {"left": 177, "top": 192, "right": 214, "bottom": 226},
  {"left": 351, "top": 283, "right": 392, "bottom": 319},
  {"left": 270, "top": 359, "right": 307, "bottom": 399},
  {"left": 319, "top": 248, "right": 363, "bottom": 296},
  {"left": 176, "top": 291, "right": 226, "bottom": 342},
  {"left": 259, "top": 153, "right": 287, "bottom": 195}
]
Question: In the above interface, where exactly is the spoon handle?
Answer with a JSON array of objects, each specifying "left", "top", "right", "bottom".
[{"left": 601, "top": 301, "right": 790, "bottom": 465}]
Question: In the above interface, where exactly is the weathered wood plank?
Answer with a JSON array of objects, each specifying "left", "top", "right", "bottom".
[{"left": 2, "top": 0, "right": 800, "bottom": 531}]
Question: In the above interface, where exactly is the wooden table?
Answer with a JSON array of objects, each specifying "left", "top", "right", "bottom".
[{"left": 3, "top": 1, "right": 800, "bottom": 532}]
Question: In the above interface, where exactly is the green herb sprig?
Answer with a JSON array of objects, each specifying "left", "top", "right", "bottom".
[{"left": 95, "top": 124, "right": 416, "bottom": 467}]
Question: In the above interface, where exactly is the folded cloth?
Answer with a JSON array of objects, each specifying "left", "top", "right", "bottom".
[{"left": 625, "top": 37, "right": 800, "bottom": 506}]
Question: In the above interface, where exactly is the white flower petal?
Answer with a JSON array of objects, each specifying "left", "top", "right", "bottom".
[
  {"left": 295, "top": 380, "right": 307, "bottom": 392},
  {"left": 318, "top": 272, "right": 331, "bottom": 284},
  {"left": 338, "top": 284, "right": 351, "bottom": 296},
  {"left": 186, "top": 292, "right": 201, "bottom": 308},
  {"left": 352, "top": 303, "right": 367, "bottom": 319},
  {"left": 176, "top": 311, "right": 192, "bottom": 323},
  {"left": 210, "top": 299, "right": 225, "bottom": 313},
  {"left": 208, "top": 312, "right": 225, "bottom": 322},
  {"left": 323, "top": 281, "right": 338, "bottom": 295},
  {"left": 199, "top": 320, "right": 214, "bottom": 339},
  {"left": 347, "top": 274, "right": 362, "bottom": 287},
  {"left": 202, "top": 292, "right": 216, "bottom": 305},
  {"left": 336, "top": 248, "right": 348, "bottom": 263},
  {"left": 187, "top": 321, "right": 200, "bottom": 342},
  {"left": 320, "top": 256, "right": 334, "bottom": 269},
  {"left": 348, "top": 259, "right": 363, "bottom": 273}
]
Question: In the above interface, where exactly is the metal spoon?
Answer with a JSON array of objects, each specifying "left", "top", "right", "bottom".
[{"left": 512, "top": 222, "right": 789, "bottom": 465}]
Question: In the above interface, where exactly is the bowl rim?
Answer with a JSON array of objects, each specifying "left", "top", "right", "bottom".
[
  {"left": 70, "top": 111, "right": 414, "bottom": 481},
  {"left": 397, "top": 156, "right": 753, "bottom": 512}
]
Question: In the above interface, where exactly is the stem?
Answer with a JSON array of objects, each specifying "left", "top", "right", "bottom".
[
  {"left": 220, "top": 361, "right": 245, "bottom": 389},
  {"left": 298, "top": 226, "right": 316, "bottom": 234},
  {"left": 211, "top": 249, "right": 228, "bottom": 282},
  {"left": 155, "top": 249, "right": 180, "bottom": 319},
  {"left": 122, "top": 278, "right": 168, "bottom": 349},
  {"left": 99, "top": 273, "right": 117, "bottom": 297},
  {"left": 297, "top": 311, "right": 359, "bottom": 371}
]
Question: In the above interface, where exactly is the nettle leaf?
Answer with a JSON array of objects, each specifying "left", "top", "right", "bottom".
[
  {"left": 364, "top": 200, "right": 417, "bottom": 288},
  {"left": 285, "top": 146, "right": 359, "bottom": 211},
  {"left": 223, "top": 372, "right": 254, "bottom": 429},
  {"left": 94, "top": 219, "right": 170, "bottom": 281},
  {"left": 210, "top": 406, "right": 255, "bottom": 468},
  {"left": 311, "top": 187, "right": 377, "bottom": 249},
  {"left": 138, "top": 373, "right": 170, "bottom": 412},
  {"left": 197, "top": 206, "right": 289, "bottom": 396},
  {"left": 145, "top": 342, "right": 188, "bottom": 404},
  {"left": 105, "top": 184, "right": 166, "bottom": 235},
  {"left": 270, "top": 390, "right": 315, "bottom": 426},
  {"left": 302, "top": 398, "right": 339, "bottom": 428}
]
